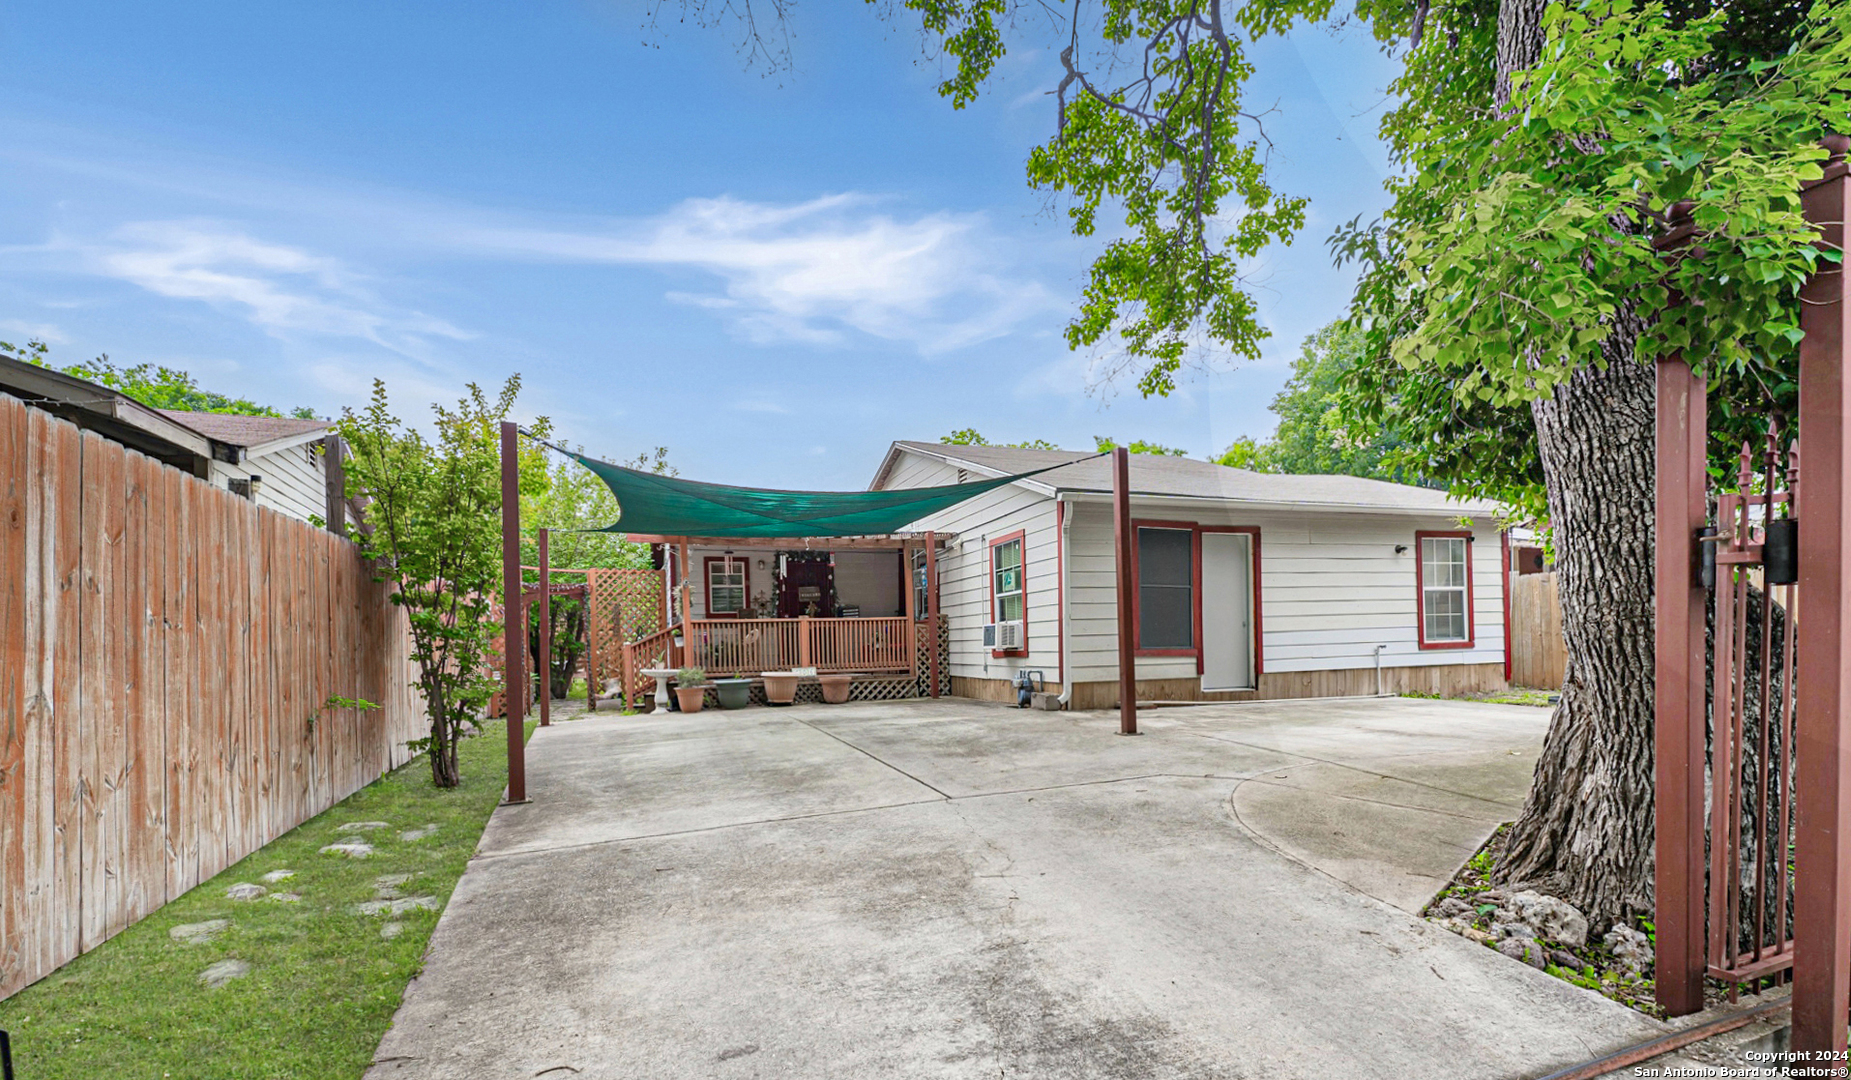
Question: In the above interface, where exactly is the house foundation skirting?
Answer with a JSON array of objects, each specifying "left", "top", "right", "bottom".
[{"left": 951, "top": 663, "right": 1508, "bottom": 710}]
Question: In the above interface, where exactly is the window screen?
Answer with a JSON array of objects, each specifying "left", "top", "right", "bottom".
[
  {"left": 1421, "top": 536, "right": 1469, "bottom": 643},
  {"left": 1138, "top": 527, "right": 1193, "bottom": 649}
]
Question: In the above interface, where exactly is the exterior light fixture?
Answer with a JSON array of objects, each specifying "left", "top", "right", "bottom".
[{"left": 1394, "top": 544, "right": 1408, "bottom": 555}]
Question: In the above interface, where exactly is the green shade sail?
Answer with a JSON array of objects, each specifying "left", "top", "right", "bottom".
[{"left": 569, "top": 449, "right": 1083, "bottom": 539}]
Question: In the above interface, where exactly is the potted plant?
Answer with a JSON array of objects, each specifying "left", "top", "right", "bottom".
[{"left": 674, "top": 666, "right": 709, "bottom": 713}]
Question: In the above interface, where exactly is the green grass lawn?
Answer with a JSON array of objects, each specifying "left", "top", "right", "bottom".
[{"left": 0, "top": 718, "right": 531, "bottom": 1080}]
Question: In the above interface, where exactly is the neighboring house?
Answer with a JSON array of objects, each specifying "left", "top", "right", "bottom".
[
  {"left": 0, "top": 354, "right": 218, "bottom": 477},
  {"left": 157, "top": 410, "right": 338, "bottom": 525},
  {"left": 0, "top": 356, "right": 343, "bottom": 529},
  {"left": 867, "top": 441, "right": 1510, "bottom": 708}
]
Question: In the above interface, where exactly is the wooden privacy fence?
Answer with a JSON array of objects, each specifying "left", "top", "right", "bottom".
[
  {"left": 0, "top": 394, "right": 426, "bottom": 1001},
  {"left": 1509, "top": 571, "right": 1566, "bottom": 690}
]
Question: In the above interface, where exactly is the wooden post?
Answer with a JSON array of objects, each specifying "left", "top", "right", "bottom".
[
  {"left": 902, "top": 542, "right": 918, "bottom": 690},
  {"left": 798, "top": 615, "right": 812, "bottom": 668},
  {"left": 621, "top": 635, "right": 636, "bottom": 712},
  {"left": 584, "top": 581, "right": 598, "bottom": 713},
  {"left": 926, "top": 531, "right": 940, "bottom": 698},
  {"left": 321, "top": 433, "right": 346, "bottom": 535},
  {"left": 1793, "top": 143, "right": 1851, "bottom": 1060},
  {"left": 1112, "top": 447, "right": 1138, "bottom": 734},
  {"left": 498, "top": 422, "right": 527, "bottom": 804},
  {"left": 538, "top": 528, "right": 551, "bottom": 728},
  {"left": 678, "top": 539, "right": 692, "bottom": 666},
  {"left": 1654, "top": 353, "right": 1709, "bottom": 1017}
]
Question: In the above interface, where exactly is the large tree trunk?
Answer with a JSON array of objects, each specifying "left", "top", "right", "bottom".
[
  {"left": 1497, "top": 352, "right": 1658, "bottom": 928},
  {"left": 1484, "top": 0, "right": 1659, "bottom": 932}
]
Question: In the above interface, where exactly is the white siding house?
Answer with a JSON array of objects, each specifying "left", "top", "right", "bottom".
[
  {"left": 869, "top": 442, "right": 1509, "bottom": 708},
  {"left": 158, "top": 411, "right": 337, "bottom": 525}
]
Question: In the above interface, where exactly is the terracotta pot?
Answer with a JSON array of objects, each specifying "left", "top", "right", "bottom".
[
  {"left": 674, "top": 685, "right": 707, "bottom": 713},
  {"left": 762, "top": 672, "right": 798, "bottom": 706},
  {"left": 819, "top": 674, "right": 852, "bottom": 705}
]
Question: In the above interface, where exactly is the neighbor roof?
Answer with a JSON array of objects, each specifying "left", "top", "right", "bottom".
[
  {"left": 157, "top": 411, "right": 330, "bottom": 452},
  {"left": 0, "top": 354, "right": 213, "bottom": 473},
  {"left": 874, "top": 441, "right": 1497, "bottom": 516}
]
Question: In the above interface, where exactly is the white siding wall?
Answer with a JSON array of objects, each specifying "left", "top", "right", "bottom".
[
  {"left": 1063, "top": 498, "right": 1505, "bottom": 682},
  {"left": 680, "top": 546, "right": 779, "bottom": 618},
  {"left": 833, "top": 551, "right": 902, "bottom": 616},
  {"left": 882, "top": 453, "right": 1061, "bottom": 683},
  {"left": 204, "top": 439, "right": 329, "bottom": 525}
]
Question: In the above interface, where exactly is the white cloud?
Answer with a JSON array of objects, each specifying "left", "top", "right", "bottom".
[
  {"left": 0, "top": 318, "right": 66, "bottom": 343},
  {"left": 84, "top": 221, "right": 471, "bottom": 355},
  {"left": 463, "top": 194, "right": 1059, "bottom": 353}
]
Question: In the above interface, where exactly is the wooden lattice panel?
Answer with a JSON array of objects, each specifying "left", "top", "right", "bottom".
[
  {"left": 586, "top": 568, "right": 664, "bottom": 691},
  {"left": 914, "top": 614, "right": 950, "bottom": 696}
]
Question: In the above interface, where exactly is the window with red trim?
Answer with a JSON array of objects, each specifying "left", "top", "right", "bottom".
[
  {"left": 1417, "top": 532, "right": 1473, "bottom": 648},
  {"left": 704, "top": 556, "right": 748, "bottom": 616},
  {"left": 989, "top": 532, "right": 1026, "bottom": 653},
  {"left": 1136, "top": 526, "right": 1195, "bottom": 650}
]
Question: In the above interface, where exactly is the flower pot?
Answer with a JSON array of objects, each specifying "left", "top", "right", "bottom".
[
  {"left": 674, "top": 685, "right": 707, "bottom": 713},
  {"left": 819, "top": 674, "right": 852, "bottom": 705},
  {"left": 714, "top": 677, "right": 753, "bottom": 710},
  {"left": 762, "top": 671, "right": 798, "bottom": 706}
]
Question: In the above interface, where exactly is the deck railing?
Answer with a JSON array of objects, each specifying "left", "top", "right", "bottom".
[
  {"left": 688, "top": 616, "right": 913, "bottom": 676},
  {"left": 620, "top": 625, "right": 677, "bottom": 704},
  {"left": 619, "top": 616, "right": 916, "bottom": 703}
]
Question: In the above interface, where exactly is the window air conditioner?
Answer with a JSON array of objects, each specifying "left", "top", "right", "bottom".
[{"left": 995, "top": 620, "right": 1024, "bottom": 651}]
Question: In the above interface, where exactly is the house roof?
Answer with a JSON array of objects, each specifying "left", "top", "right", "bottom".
[
  {"left": 0, "top": 354, "right": 214, "bottom": 474},
  {"left": 157, "top": 411, "right": 330, "bottom": 453},
  {"left": 874, "top": 441, "right": 1498, "bottom": 517}
]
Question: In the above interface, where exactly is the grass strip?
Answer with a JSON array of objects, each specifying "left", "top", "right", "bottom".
[{"left": 0, "top": 718, "right": 530, "bottom": 1079}]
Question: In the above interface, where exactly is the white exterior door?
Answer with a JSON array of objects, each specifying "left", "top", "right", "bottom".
[{"left": 1201, "top": 531, "right": 1254, "bottom": 690}]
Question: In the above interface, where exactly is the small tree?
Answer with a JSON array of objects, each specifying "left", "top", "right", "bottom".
[{"left": 336, "top": 376, "right": 549, "bottom": 788}]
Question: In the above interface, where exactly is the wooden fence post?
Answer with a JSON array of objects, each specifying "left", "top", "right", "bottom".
[
  {"left": 1792, "top": 139, "right": 1851, "bottom": 1059},
  {"left": 1653, "top": 351, "right": 1709, "bottom": 1017}
]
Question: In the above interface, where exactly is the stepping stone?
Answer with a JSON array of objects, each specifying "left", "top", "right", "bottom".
[
  {"left": 338, "top": 821, "right": 391, "bottom": 833},
  {"left": 268, "top": 892, "right": 302, "bottom": 903},
  {"left": 199, "top": 959, "right": 250, "bottom": 988},
  {"left": 169, "top": 919, "right": 230, "bottom": 946},
  {"left": 374, "top": 873, "right": 414, "bottom": 899},
  {"left": 380, "top": 921, "right": 405, "bottom": 940},
  {"left": 225, "top": 883, "right": 268, "bottom": 901},
  {"left": 260, "top": 869, "right": 296, "bottom": 884},
  {"left": 320, "top": 841, "right": 374, "bottom": 859},
  {"left": 352, "top": 896, "right": 442, "bottom": 917},
  {"left": 398, "top": 824, "right": 439, "bottom": 842}
]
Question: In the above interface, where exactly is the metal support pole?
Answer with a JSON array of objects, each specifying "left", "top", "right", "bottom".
[
  {"left": 538, "top": 528, "right": 551, "bottom": 727},
  {"left": 926, "top": 531, "right": 940, "bottom": 697},
  {"left": 499, "top": 422, "right": 528, "bottom": 804},
  {"left": 1654, "top": 353, "right": 1709, "bottom": 1017},
  {"left": 1112, "top": 447, "right": 1138, "bottom": 735},
  {"left": 1793, "top": 144, "right": 1851, "bottom": 1059}
]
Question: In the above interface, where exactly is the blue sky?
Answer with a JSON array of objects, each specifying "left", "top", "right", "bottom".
[{"left": 0, "top": 2, "right": 1400, "bottom": 488}]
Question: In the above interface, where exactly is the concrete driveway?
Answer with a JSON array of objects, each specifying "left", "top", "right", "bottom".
[{"left": 368, "top": 697, "right": 1666, "bottom": 1079}]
